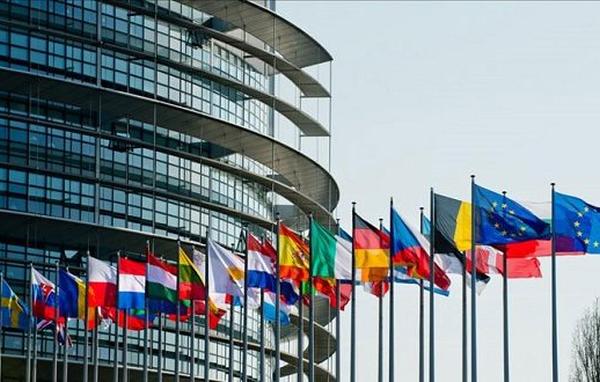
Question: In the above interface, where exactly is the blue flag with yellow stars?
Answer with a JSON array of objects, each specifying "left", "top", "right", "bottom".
[
  {"left": 554, "top": 192, "right": 600, "bottom": 254},
  {"left": 474, "top": 184, "right": 550, "bottom": 245}
]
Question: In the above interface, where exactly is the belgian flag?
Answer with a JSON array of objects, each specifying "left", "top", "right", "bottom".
[{"left": 434, "top": 194, "right": 472, "bottom": 252}]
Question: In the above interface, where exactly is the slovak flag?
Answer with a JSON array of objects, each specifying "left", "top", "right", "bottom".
[
  {"left": 31, "top": 267, "right": 59, "bottom": 321},
  {"left": 118, "top": 257, "right": 146, "bottom": 310}
]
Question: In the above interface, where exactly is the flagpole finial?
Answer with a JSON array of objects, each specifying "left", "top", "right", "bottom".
[
  {"left": 502, "top": 191, "right": 507, "bottom": 196},
  {"left": 419, "top": 206, "right": 424, "bottom": 211},
  {"left": 470, "top": 174, "right": 476, "bottom": 180},
  {"left": 551, "top": 182, "right": 556, "bottom": 187},
  {"left": 352, "top": 201, "right": 356, "bottom": 206}
]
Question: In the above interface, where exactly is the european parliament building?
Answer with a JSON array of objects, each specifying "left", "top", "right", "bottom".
[{"left": 0, "top": 0, "right": 338, "bottom": 381}]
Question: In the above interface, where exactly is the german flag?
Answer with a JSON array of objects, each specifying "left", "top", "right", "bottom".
[
  {"left": 353, "top": 213, "right": 389, "bottom": 270},
  {"left": 434, "top": 194, "right": 472, "bottom": 252}
]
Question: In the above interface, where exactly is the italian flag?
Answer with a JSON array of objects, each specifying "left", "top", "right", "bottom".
[
  {"left": 147, "top": 253, "right": 178, "bottom": 303},
  {"left": 310, "top": 219, "right": 352, "bottom": 281}
]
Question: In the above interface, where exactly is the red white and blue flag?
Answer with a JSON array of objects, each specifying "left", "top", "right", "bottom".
[
  {"left": 117, "top": 257, "right": 146, "bottom": 310},
  {"left": 31, "top": 267, "right": 59, "bottom": 321}
]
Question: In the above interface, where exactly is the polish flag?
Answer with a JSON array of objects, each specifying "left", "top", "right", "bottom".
[
  {"left": 88, "top": 256, "right": 117, "bottom": 308},
  {"left": 467, "top": 246, "right": 542, "bottom": 279}
]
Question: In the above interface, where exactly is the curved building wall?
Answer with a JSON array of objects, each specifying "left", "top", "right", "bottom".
[{"left": 0, "top": 0, "right": 336, "bottom": 381}]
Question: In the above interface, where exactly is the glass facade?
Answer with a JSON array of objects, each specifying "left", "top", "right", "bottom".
[{"left": 0, "top": 0, "right": 335, "bottom": 381}]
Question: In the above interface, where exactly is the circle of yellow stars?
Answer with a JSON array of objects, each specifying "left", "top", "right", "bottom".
[
  {"left": 571, "top": 206, "right": 599, "bottom": 248},
  {"left": 489, "top": 201, "right": 528, "bottom": 239}
]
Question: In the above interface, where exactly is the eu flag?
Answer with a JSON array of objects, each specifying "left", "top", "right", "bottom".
[
  {"left": 554, "top": 192, "right": 600, "bottom": 254},
  {"left": 474, "top": 184, "right": 550, "bottom": 245}
]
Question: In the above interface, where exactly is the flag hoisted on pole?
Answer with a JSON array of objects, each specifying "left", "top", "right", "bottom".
[
  {"left": 429, "top": 187, "right": 436, "bottom": 382},
  {"left": 242, "top": 226, "right": 249, "bottom": 382},
  {"left": 83, "top": 251, "right": 90, "bottom": 382},
  {"left": 53, "top": 263, "right": 59, "bottom": 382},
  {"left": 143, "top": 242, "right": 150, "bottom": 382},
  {"left": 470, "top": 175, "right": 478, "bottom": 382},
  {"left": 113, "top": 252, "right": 120, "bottom": 382},
  {"left": 204, "top": 227, "right": 211, "bottom": 382}
]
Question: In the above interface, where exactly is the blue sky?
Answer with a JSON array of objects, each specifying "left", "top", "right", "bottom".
[{"left": 278, "top": 2, "right": 600, "bottom": 381}]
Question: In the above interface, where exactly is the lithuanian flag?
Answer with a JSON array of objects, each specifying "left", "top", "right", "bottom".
[
  {"left": 278, "top": 223, "right": 310, "bottom": 282},
  {"left": 434, "top": 193, "right": 472, "bottom": 252}
]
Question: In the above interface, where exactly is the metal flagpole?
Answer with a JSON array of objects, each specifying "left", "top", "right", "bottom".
[
  {"left": 228, "top": 300, "right": 235, "bottom": 382},
  {"left": 502, "top": 191, "right": 510, "bottom": 382},
  {"left": 551, "top": 182, "right": 558, "bottom": 382},
  {"left": 157, "top": 314, "right": 163, "bottom": 382},
  {"left": 83, "top": 251, "right": 90, "bottom": 382},
  {"left": 389, "top": 199, "right": 395, "bottom": 382},
  {"left": 113, "top": 251, "right": 120, "bottom": 382},
  {"left": 204, "top": 226, "right": 211, "bottom": 382},
  {"left": 189, "top": 299, "right": 196, "bottom": 382},
  {"left": 53, "top": 262, "right": 59, "bottom": 382},
  {"left": 275, "top": 214, "right": 281, "bottom": 382},
  {"left": 308, "top": 214, "right": 315, "bottom": 382},
  {"left": 25, "top": 265, "right": 32, "bottom": 382},
  {"left": 31, "top": 264, "right": 38, "bottom": 382},
  {"left": 122, "top": 310, "right": 128, "bottom": 382},
  {"left": 419, "top": 207, "right": 426, "bottom": 382},
  {"left": 143, "top": 241, "right": 150, "bottom": 382},
  {"left": 176, "top": 242, "right": 181, "bottom": 382},
  {"left": 470, "top": 175, "right": 478, "bottom": 382},
  {"left": 92, "top": 317, "right": 99, "bottom": 382},
  {"left": 429, "top": 188, "right": 436, "bottom": 382},
  {"left": 297, "top": 287, "right": 304, "bottom": 382},
  {"left": 259, "top": 287, "right": 265, "bottom": 382},
  {"left": 378, "top": 218, "right": 384, "bottom": 382},
  {"left": 350, "top": 202, "right": 356, "bottom": 382},
  {"left": 462, "top": 251, "right": 467, "bottom": 382},
  {"left": 242, "top": 227, "right": 249, "bottom": 382},
  {"left": 335, "top": 219, "right": 341, "bottom": 382},
  {"left": 62, "top": 272, "right": 68, "bottom": 382},
  {"left": 335, "top": 280, "right": 341, "bottom": 381}
]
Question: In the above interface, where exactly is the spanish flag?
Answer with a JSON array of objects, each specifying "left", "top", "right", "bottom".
[
  {"left": 434, "top": 193, "right": 472, "bottom": 252},
  {"left": 353, "top": 212, "right": 389, "bottom": 274},
  {"left": 278, "top": 223, "right": 310, "bottom": 282}
]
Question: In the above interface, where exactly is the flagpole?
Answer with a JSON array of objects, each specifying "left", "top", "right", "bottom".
[
  {"left": 297, "top": 283, "right": 304, "bottom": 382},
  {"left": 350, "top": 201, "right": 357, "bottom": 382},
  {"left": 83, "top": 251, "right": 90, "bottom": 382},
  {"left": 143, "top": 241, "right": 150, "bottom": 382},
  {"left": 228, "top": 299, "right": 235, "bottom": 382},
  {"left": 92, "top": 316, "right": 98, "bottom": 382},
  {"left": 335, "top": 219, "right": 341, "bottom": 382},
  {"left": 388, "top": 199, "right": 395, "bottom": 382},
  {"left": 25, "top": 265, "right": 32, "bottom": 382},
  {"left": 30, "top": 263, "right": 37, "bottom": 382},
  {"left": 259, "top": 287, "right": 265, "bottom": 382},
  {"left": 176, "top": 242, "right": 181, "bottom": 382},
  {"left": 158, "top": 314, "right": 163, "bottom": 382},
  {"left": 242, "top": 226, "right": 249, "bottom": 382},
  {"left": 377, "top": 218, "right": 384, "bottom": 382},
  {"left": 470, "top": 174, "right": 478, "bottom": 382},
  {"left": 429, "top": 188, "right": 436, "bottom": 382},
  {"left": 113, "top": 251, "right": 120, "bottom": 382},
  {"left": 53, "top": 262, "right": 59, "bottom": 382},
  {"left": 122, "top": 310, "right": 128, "bottom": 382},
  {"left": 275, "top": 214, "right": 281, "bottom": 382},
  {"left": 204, "top": 227, "right": 211, "bottom": 382},
  {"left": 335, "top": 279, "right": 341, "bottom": 382},
  {"left": 61, "top": 271, "right": 69, "bottom": 382},
  {"left": 461, "top": 251, "right": 467, "bottom": 382},
  {"left": 418, "top": 207, "right": 425, "bottom": 382},
  {"left": 308, "top": 213, "right": 315, "bottom": 382},
  {"left": 502, "top": 191, "right": 510, "bottom": 382},
  {"left": 551, "top": 182, "right": 558, "bottom": 382},
  {"left": 189, "top": 299, "right": 196, "bottom": 382}
]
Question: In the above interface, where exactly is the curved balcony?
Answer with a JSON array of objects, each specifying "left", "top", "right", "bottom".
[
  {"left": 104, "top": 0, "right": 330, "bottom": 98},
  {"left": 181, "top": 0, "right": 333, "bottom": 69},
  {"left": 0, "top": 68, "right": 340, "bottom": 213}
]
